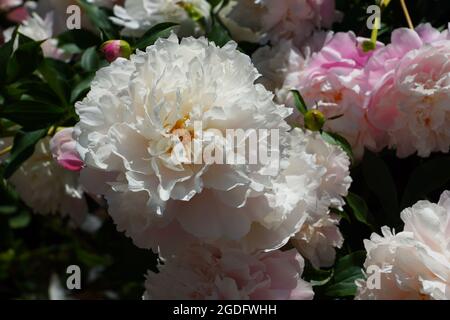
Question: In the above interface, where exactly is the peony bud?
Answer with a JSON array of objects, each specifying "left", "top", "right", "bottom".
[
  {"left": 304, "top": 110, "right": 326, "bottom": 132},
  {"left": 100, "top": 40, "right": 131, "bottom": 62},
  {"left": 50, "top": 127, "right": 84, "bottom": 172}
]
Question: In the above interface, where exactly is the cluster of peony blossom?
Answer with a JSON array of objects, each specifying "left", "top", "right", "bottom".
[
  {"left": 1, "top": 0, "right": 450, "bottom": 300},
  {"left": 255, "top": 23, "right": 450, "bottom": 160}
]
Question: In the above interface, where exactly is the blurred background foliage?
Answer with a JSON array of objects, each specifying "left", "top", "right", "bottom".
[{"left": 0, "top": 0, "right": 450, "bottom": 299}]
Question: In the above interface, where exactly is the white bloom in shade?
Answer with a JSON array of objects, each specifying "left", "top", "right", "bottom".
[
  {"left": 111, "top": 0, "right": 211, "bottom": 37},
  {"left": 355, "top": 191, "right": 450, "bottom": 300},
  {"left": 301, "top": 129, "right": 352, "bottom": 210},
  {"left": 3, "top": 12, "right": 70, "bottom": 61},
  {"left": 75, "top": 35, "right": 293, "bottom": 253},
  {"left": 222, "top": 0, "right": 340, "bottom": 47},
  {"left": 143, "top": 244, "right": 314, "bottom": 300},
  {"left": 9, "top": 138, "right": 88, "bottom": 226},
  {"left": 293, "top": 213, "right": 343, "bottom": 268},
  {"left": 286, "top": 129, "right": 350, "bottom": 268}
]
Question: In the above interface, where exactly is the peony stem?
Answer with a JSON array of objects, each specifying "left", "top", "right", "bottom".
[
  {"left": 400, "top": 0, "right": 414, "bottom": 29},
  {"left": 0, "top": 145, "right": 12, "bottom": 157},
  {"left": 371, "top": 16, "right": 380, "bottom": 45}
]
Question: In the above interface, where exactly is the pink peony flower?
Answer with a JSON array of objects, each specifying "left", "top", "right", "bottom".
[
  {"left": 367, "top": 25, "right": 450, "bottom": 157},
  {"left": 143, "top": 244, "right": 314, "bottom": 300},
  {"left": 50, "top": 128, "right": 84, "bottom": 172},
  {"left": 285, "top": 32, "right": 385, "bottom": 159},
  {"left": 356, "top": 191, "right": 450, "bottom": 300}
]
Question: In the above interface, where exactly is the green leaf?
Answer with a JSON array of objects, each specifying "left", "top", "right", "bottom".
[
  {"left": 0, "top": 205, "right": 17, "bottom": 215},
  {"left": 331, "top": 207, "right": 351, "bottom": 223},
  {"left": 362, "top": 150, "right": 399, "bottom": 224},
  {"left": 38, "top": 58, "right": 72, "bottom": 105},
  {"left": 2, "top": 129, "right": 47, "bottom": 179},
  {"left": 77, "top": 0, "right": 118, "bottom": 39},
  {"left": 57, "top": 29, "right": 101, "bottom": 50},
  {"left": 75, "top": 247, "right": 112, "bottom": 268},
  {"left": 324, "top": 251, "right": 365, "bottom": 297},
  {"left": 8, "top": 210, "right": 31, "bottom": 229},
  {"left": 80, "top": 46, "right": 101, "bottom": 72},
  {"left": 71, "top": 73, "right": 95, "bottom": 103},
  {"left": 346, "top": 192, "right": 374, "bottom": 228},
  {"left": 14, "top": 79, "right": 61, "bottom": 105},
  {"left": 321, "top": 131, "right": 354, "bottom": 164},
  {"left": 207, "top": 17, "right": 232, "bottom": 47},
  {"left": 401, "top": 156, "right": 450, "bottom": 209},
  {"left": 303, "top": 262, "right": 334, "bottom": 287},
  {"left": 0, "top": 100, "right": 66, "bottom": 130},
  {"left": 290, "top": 90, "right": 308, "bottom": 115},
  {"left": 6, "top": 35, "right": 43, "bottom": 83},
  {"left": 0, "top": 28, "right": 18, "bottom": 84},
  {"left": 134, "top": 22, "right": 179, "bottom": 50}
]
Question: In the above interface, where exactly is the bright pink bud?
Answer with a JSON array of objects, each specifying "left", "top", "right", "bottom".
[
  {"left": 100, "top": 40, "right": 131, "bottom": 62},
  {"left": 50, "top": 128, "right": 84, "bottom": 172}
]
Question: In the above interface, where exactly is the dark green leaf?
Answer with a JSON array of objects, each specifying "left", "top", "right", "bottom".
[
  {"left": 321, "top": 131, "right": 354, "bottom": 164},
  {"left": 80, "top": 46, "right": 101, "bottom": 72},
  {"left": 71, "top": 73, "right": 95, "bottom": 103},
  {"left": 77, "top": 0, "right": 118, "bottom": 39},
  {"left": 134, "top": 22, "right": 179, "bottom": 50},
  {"left": 2, "top": 129, "right": 47, "bottom": 179},
  {"left": 8, "top": 210, "right": 31, "bottom": 229},
  {"left": 207, "top": 17, "right": 232, "bottom": 47},
  {"left": 0, "top": 101, "right": 66, "bottom": 130},
  {"left": 346, "top": 192, "right": 374, "bottom": 228},
  {"left": 57, "top": 29, "right": 101, "bottom": 50},
  {"left": 324, "top": 251, "right": 365, "bottom": 297},
  {"left": 0, "top": 205, "right": 16, "bottom": 215},
  {"left": 331, "top": 207, "right": 351, "bottom": 223},
  {"left": 290, "top": 90, "right": 308, "bottom": 115},
  {"left": 0, "top": 28, "right": 18, "bottom": 84},
  {"left": 38, "top": 58, "right": 72, "bottom": 105},
  {"left": 6, "top": 35, "right": 43, "bottom": 83}
]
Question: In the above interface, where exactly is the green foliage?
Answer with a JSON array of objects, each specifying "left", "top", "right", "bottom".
[{"left": 134, "top": 22, "right": 179, "bottom": 50}]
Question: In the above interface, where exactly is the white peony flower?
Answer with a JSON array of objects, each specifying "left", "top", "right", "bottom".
[
  {"left": 221, "top": 0, "right": 339, "bottom": 47},
  {"left": 8, "top": 138, "right": 88, "bottom": 226},
  {"left": 75, "top": 34, "right": 297, "bottom": 254},
  {"left": 111, "top": 0, "right": 211, "bottom": 37},
  {"left": 292, "top": 213, "right": 343, "bottom": 268},
  {"left": 356, "top": 191, "right": 450, "bottom": 300},
  {"left": 3, "top": 12, "right": 70, "bottom": 61},
  {"left": 143, "top": 244, "right": 314, "bottom": 300},
  {"left": 285, "top": 129, "right": 350, "bottom": 268}
]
